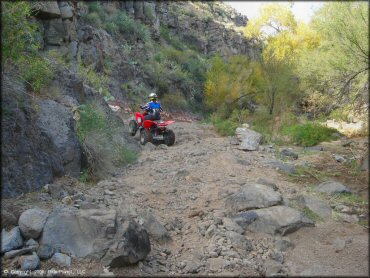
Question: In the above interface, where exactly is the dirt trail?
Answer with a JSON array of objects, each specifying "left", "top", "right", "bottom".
[
  {"left": 3, "top": 120, "right": 368, "bottom": 276},
  {"left": 110, "top": 120, "right": 368, "bottom": 276}
]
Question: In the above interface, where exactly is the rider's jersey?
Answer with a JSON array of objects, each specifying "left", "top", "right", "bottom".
[{"left": 143, "top": 101, "right": 162, "bottom": 113}]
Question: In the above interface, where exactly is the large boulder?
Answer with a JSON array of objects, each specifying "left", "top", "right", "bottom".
[
  {"left": 267, "top": 161, "right": 296, "bottom": 175},
  {"left": 40, "top": 206, "right": 150, "bottom": 266},
  {"left": 58, "top": 1, "right": 74, "bottom": 19},
  {"left": 32, "top": 1, "right": 61, "bottom": 19},
  {"left": 19, "top": 208, "right": 49, "bottom": 240},
  {"left": 315, "top": 181, "right": 351, "bottom": 195},
  {"left": 235, "top": 127, "right": 262, "bottom": 151},
  {"left": 138, "top": 211, "right": 171, "bottom": 242},
  {"left": 19, "top": 253, "right": 40, "bottom": 271},
  {"left": 101, "top": 221, "right": 151, "bottom": 267},
  {"left": 1, "top": 76, "right": 64, "bottom": 198},
  {"left": 225, "top": 231, "right": 253, "bottom": 251},
  {"left": 36, "top": 99, "right": 81, "bottom": 177},
  {"left": 1, "top": 227, "right": 24, "bottom": 253},
  {"left": 295, "top": 195, "right": 332, "bottom": 219},
  {"left": 246, "top": 206, "right": 314, "bottom": 235},
  {"left": 40, "top": 207, "right": 117, "bottom": 258},
  {"left": 225, "top": 183, "right": 283, "bottom": 213}
]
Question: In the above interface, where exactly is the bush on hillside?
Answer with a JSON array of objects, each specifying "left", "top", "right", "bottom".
[
  {"left": 283, "top": 122, "right": 339, "bottom": 146},
  {"left": 76, "top": 101, "right": 137, "bottom": 180}
]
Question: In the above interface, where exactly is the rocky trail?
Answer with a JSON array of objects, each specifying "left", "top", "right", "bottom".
[{"left": 2, "top": 119, "right": 368, "bottom": 277}]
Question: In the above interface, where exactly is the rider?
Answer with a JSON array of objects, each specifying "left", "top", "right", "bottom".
[{"left": 140, "top": 93, "right": 163, "bottom": 121}]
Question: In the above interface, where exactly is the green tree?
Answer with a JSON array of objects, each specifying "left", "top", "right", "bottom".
[
  {"left": 298, "top": 2, "right": 369, "bottom": 111},
  {"left": 204, "top": 55, "right": 262, "bottom": 111}
]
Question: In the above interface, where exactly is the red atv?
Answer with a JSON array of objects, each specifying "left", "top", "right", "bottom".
[{"left": 128, "top": 111, "right": 175, "bottom": 146}]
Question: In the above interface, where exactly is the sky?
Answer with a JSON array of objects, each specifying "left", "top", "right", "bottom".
[{"left": 227, "top": 1, "right": 325, "bottom": 24}]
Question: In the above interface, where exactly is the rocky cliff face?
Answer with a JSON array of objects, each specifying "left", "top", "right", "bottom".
[
  {"left": 33, "top": 1, "right": 259, "bottom": 60},
  {"left": 2, "top": 1, "right": 260, "bottom": 198}
]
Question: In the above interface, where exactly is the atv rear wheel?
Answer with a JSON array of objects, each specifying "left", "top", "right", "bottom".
[
  {"left": 129, "top": 119, "right": 138, "bottom": 136},
  {"left": 164, "top": 129, "right": 175, "bottom": 146},
  {"left": 140, "top": 129, "right": 152, "bottom": 145}
]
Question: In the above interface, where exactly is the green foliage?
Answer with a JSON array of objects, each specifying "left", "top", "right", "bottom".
[
  {"left": 160, "top": 25, "right": 185, "bottom": 50},
  {"left": 76, "top": 103, "right": 107, "bottom": 142},
  {"left": 283, "top": 122, "right": 339, "bottom": 146},
  {"left": 161, "top": 92, "right": 188, "bottom": 111},
  {"left": 2, "top": 2, "right": 38, "bottom": 62},
  {"left": 211, "top": 114, "right": 238, "bottom": 136},
  {"left": 77, "top": 62, "right": 114, "bottom": 101},
  {"left": 83, "top": 12, "right": 102, "bottom": 27},
  {"left": 297, "top": 2, "right": 368, "bottom": 112},
  {"left": 205, "top": 55, "right": 262, "bottom": 111},
  {"left": 2, "top": 2, "right": 53, "bottom": 93},
  {"left": 76, "top": 101, "right": 138, "bottom": 180},
  {"left": 110, "top": 11, "right": 150, "bottom": 42},
  {"left": 116, "top": 146, "right": 137, "bottom": 165},
  {"left": 302, "top": 207, "right": 321, "bottom": 222}
]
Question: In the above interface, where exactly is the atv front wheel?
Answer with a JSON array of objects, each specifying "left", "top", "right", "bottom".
[
  {"left": 140, "top": 129, "right": 152, "bottom": 145},
  {"left": 164, "top": 129, "right": 175, "bottom": 146},
  {"left": 128, "top": 119, "right": 138, "bottom": 136}
]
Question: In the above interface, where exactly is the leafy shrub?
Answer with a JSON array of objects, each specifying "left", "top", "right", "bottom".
[
  {"left": 113, "top": 12, "right": 150, "bottom": 42},
  {"left": 211, "top": 114, "right": 238, "bottom": 136},
  {"left": 160, "top": 25, "right": 185, "bottom": 50},
  {"left": 116, "top": 146, "right": 137, "bottom": 165},
  {"left": 2, "top": 2, "right": 53, "bottom": 93},
  {"left": 77, "top": 63, "right": 114, "bottom": 101},
  {"left": 283, "top": 122, "right": 339, "bottom": 146},
  {"left": 83, "top": 12, "right": 102, "bottom": 27},
  {"left": 161, "top": 92, "right": 188, "bottom": 111},
  {"left": 76, "top": 101, "right": 138, "bottom": 180}
]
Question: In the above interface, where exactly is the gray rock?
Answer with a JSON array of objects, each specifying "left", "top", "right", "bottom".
[
  {"left": 236, "top": 127, "right": 262, "bottom": 151},
  {"left": 334, "top": 155, "right": 346, "bottom": 163},
  {"left": 58, "top": 2, "right": 74, "bottom": 19},
  {"left": 1, "top": 208, "right": 18, "bottom": 228},
  {"left": 20, "top": 253, "right": 40, "bottom": 271},
  {"left": 205, "top": 224, "right": 217, "bottom": 239},
  {"left": 332, "top": 238, "right": 346, "bottom": 252},
  {"left": 37, "top": 244, "right": 55, "bottom": 260},
  {"left": 37, "top": 99, "right": 81, "bottom": 177},
  {"left": 264, "top": 259, "right": 283, "bottom": 277},
  {"left": 101, "top": 221, "right": 151, "bottom": 267},
  {"left": 51, "top": 252, "right": 72, "bottom": 268},
  {"left": 281, "top": 149, "right": 298, "bottom": 159},
  {"left": 222, "top": 218, "right": 244, "bottom": 234},
  {"left": 304, "top": 146, "right": 324, "bottom": 152},
  {"left": 4, "top": 246, "right": 37, "bottom": 259},
  {"left": 1, "top": 76, "right": 64, "bottom": 198},
  {"left": 361, "top": 152, "right": 368, "bottom": 171},
  {"left": 256, "top": 178, "right": 278, "bottom": 191},
  {"left": 274, "top": 237, "right": 294, "bottom": 252},
  {"left": 225, "top": 183, "right": 282, "bottom": 213},
  {"left": 246, "top": 206, "right": 314, "bottom": 235},
  {"left": 295, "top": 195, "right": 332, "bottom": 219},
  {"left": 207, "top": 258, "right": 226, "bottom": 272},
  {"left": 184, "top": 261, "right": 201, "bottom": 273},
  {"left": 270, "top": 250, "right": 284, "bottom": 264},
  {"left": 33, "top": 1, "right": 61, "bottom": 19},
  {"left": 18, "top": 208, "right": 49, "bottom": 239},
  {"left": 268, "top": 161, "right": 296, "bottom": 175},
  {"left": 25, "top": 239, "right": 39, "bottom": 248},
  {"left": 40, "top": 207, "right": 117, "bottom": 258},
  {"left": 232, "top": 211, "right": 258, "bottom": 230},
  {"left": 226, "top": 231, "right": 253, "bottom": 251},
  {"left": 339, "top": 213, "right": 359, "bottom": 223},
  {"left": 139, "top": 211, "right": 170, "bottom": 242},
  {"left": 315, "top": 181, "right": 351, "bottom": 195},
  {"left": 1, "top": 227, "right": 23, "bottom": 253}
]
